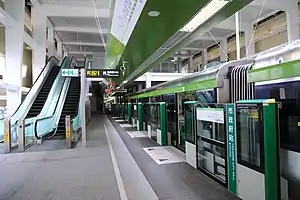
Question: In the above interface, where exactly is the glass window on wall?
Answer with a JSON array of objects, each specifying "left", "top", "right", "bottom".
[{"left": 0, "top": 53, "right": 5, "bottom": 78}]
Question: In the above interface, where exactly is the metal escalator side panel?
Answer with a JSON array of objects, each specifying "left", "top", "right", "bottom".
[
  {"left": 34, "top": 57, "right": 77, "bottom": 139},
  {"left": 35, "top": 77, "right": 72, "bottom": 139},
  {"left": 9, "top": 57, "right": 60, "bottom": 125},
  {"left": 53, "top": 78, "right": 81, "bottom": 139},
  {"left": 39, "top": 58, "right": 75, "bottom": 118}
]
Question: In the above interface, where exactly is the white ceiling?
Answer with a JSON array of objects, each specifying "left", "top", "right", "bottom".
[
  {"left": 39, "top": 0, "right": 110, "bottom": 63},
  {"left": 185, "top": 0, "right": 283, "bottom": 54},
  {"left": 39, "top": 0, "right": 109, "bottom": 9},
  {"left": 39, "top": 0, "right": 292, "bottom": 64}
]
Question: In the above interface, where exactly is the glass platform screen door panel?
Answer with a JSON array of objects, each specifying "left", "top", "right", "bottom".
[
  {"left": 235, "top": 99, "right": 283, "bottom": 200},
  {"left": 184, "top": 101, "right": 198, "bottom": 168},
  {"left": 196, "top": 103, "right": 227, "bottom": 186}
]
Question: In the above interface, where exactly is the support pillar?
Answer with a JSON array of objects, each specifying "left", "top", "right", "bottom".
[
  {"left": 188, "top": 52, "right": 193, "bottom": 73},
  {"left": 63, "top": 46, "right": 68, "bottom": 57},
  {"left": 244, "top": 25, "right": 255, "bottom": 57},
  {"left": 4, "top": 0, "right": 25, "bottom": 116},
  {"left": 146, "top": 73, "right": 151, "bottom": 88},
  {"left": 56, "top": 39, "right": 63, "bottom": 61},
  {"left": 32, "top": 7, "right": 47, "bottom": 82},
  {"left": 286, "top": 5, "right": 299, "bottom": 41},
  {"left": 138, "top": 83, "right": 143, "bottom": 91},
  {"left": 201, "top": 49, "right": 208, "bottom": 69},
  {"left": 47, "top": 20, "right": 55, "bottom": 57},
  {"left": 219, "top": 39, "right": 228, "bottom": 62},
  {"left": 177, "top": 57, "right": 182, "bottom": 73}
]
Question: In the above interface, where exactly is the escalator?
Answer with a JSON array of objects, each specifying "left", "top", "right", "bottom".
[
  {"left": 26, "top": 65, "right": 61, "bottom": 118},
  {"left": 53, "top": 77, "right": 80, "bottom": 139}
]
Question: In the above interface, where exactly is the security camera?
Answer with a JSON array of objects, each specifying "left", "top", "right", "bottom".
[{"left": 120, "top": 66, "right": 126, "bottom": 71}]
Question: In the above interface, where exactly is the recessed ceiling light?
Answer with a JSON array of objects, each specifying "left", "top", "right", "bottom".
[{"left": 148, "top": 11, "right": 160, "bottom": 17}]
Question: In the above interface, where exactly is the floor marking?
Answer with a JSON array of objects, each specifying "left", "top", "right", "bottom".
[
  {"left": 126, "top": 131, "right": 148, "bottom": 138},
  {"left": 115, "top": 119, "right": 126, "bottom": 123},
  {"left": 119, "top": 124, "right": 133, "bottom": 128},
  {"left": 104, "top": 124, "right": 128, "bottom": 200},
  {"left": 143, "top": 146, "right": 185, "bottom": 165}
]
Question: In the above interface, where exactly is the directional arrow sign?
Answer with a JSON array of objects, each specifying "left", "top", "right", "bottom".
[{"left": 61, "top": 69, "right": 79, "bottom": 77}]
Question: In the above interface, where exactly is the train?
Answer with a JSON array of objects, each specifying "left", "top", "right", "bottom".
[{"left": 126, "top": 39, "right": 300, "bottom": 200}]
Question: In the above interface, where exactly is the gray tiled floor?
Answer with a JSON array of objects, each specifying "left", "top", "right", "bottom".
[
  {"left": 0, "top": 114, "right": 157, "bottom": 200},
  {"left": 109, "top": 115, "right": 239, "bottom": 200}
]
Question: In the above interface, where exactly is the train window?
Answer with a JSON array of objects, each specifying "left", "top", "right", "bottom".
[
  {"left": 185, "top": 104, "right": 195, "bottom": 144},
  {"left": 236, "top": 104, "right": 265, "bottom": 173},
  {"left": 268, "top": 85, "right": 300, "bottom": 152}
]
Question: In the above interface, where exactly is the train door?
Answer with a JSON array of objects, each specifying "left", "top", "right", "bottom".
[{"left": 234, "top": 99, "right": 286, "bottom": 200}]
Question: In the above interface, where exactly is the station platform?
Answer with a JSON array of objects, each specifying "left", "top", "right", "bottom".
[{"left": 0, "top": 114, "right": 238, "bottom": 200}]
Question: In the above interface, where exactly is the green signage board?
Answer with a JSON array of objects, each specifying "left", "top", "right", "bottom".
[
  {"left": 226, "top": 103, "right": 236, "bottom": 194},
  {"left": 61, "top": 69, "right": 79, "bottom": 77}
]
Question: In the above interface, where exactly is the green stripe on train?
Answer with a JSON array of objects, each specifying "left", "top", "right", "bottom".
[
  {"left": 131, "top": 78, "right": 216, "bottom": 99},
  {"left": 248, "top": 59, "right": 300, "bottom": 83}
]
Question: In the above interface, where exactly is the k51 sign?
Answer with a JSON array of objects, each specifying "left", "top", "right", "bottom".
[{"left": 86, "top": 69, "right": 120, "bottom": 78}]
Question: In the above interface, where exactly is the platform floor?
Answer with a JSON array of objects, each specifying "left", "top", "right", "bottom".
[{"left": 0, "top": 114, "right": 238, "bottom": 200}]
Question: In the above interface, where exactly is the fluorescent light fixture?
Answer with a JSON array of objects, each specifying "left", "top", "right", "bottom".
[
  {"left": 148, "top": 11, "right": 160, "bottom": 17},
  {"left": 180, "top": 0, "right": 229, "bottom": 32}
]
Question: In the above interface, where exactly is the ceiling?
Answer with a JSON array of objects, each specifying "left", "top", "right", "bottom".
[
  {"left": 39, "top": 0, "right": 110, "bottom": 64},
  {"left": 38, "top": 0, "right": 292, "bottom": 84}
]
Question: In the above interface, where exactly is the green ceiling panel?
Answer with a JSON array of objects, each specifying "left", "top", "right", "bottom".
[
  {"left": 106, "top": 34, "right": 125, "bottom": 69},
  {"left": 107, "top": 0, "right": 253, "bottom": 85},
  {"left": 248, "top": 59, "right": 300, "bottom": 83},
  {"left": 128, "top": 0, "right": 253, "bottom": 82}
]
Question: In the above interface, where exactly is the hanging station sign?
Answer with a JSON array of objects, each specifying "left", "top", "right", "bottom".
[{"left": 86, "top": 69, "right": 120, "bottom": 78}]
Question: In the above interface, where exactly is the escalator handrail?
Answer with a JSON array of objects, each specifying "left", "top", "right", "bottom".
[
  {"left": 38, "top": 57, "right": 72, "bottom": 118},
  {"left": 34, "top": 57, "right": 76, "bottom": 139},
  {"left": 10, "top": 56, "right": 60, "bottom": 122}
]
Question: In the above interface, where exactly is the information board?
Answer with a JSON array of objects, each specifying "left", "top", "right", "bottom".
[
  {"left": 86, "top": 69, "right": 120, "bottom": 78},
  {"left": 196, "top": 108, "right": 224, "bottom": 124},
  {"left": 61, "top": 69, "right": 79, "bottom": 77},
  {"left": 225, "top": 103, "right": 237, "bottom": 194},
  {"left": 110, "top": 0, "right": 147, "bottom": 45}
]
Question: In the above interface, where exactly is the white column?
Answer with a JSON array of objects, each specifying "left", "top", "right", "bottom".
[
  {"left": 63, "top": 46, "right": 69, "bottom": 57},
  {"left": 145, "top": 73, "right": 151, "bottom": 88},
  {"left": 177, "top": 57, "right": 182, "bottom": 73},
  {"left": 4, "top": 0, "right": 25, "bottom": 116},
  {"left": 57, "top": 40, "right": 63, "bottom": 60},
  {"left": 286, "top": 6, "right": 299, "bottom": 41},
  {"left": 32, "top": 7, "right": 47, "bottom": 82},
  {"left": 235, "top": 12, "right": 241, "bottom": 60},
  {"left": 188, "top": 52, "right": 193, "bottom": 73},
  {"left": 202, "top": 49, "right": 208, "bottom": 67},
  {"left": 244, "top": 25, "right": 255, "bottom": 57},
  {"left": 138, "top": 84, "right": 143, "bottom": 91},
  {"left": 47, "top": 20, "right": 55, "bottom": 57},
  {"left": 219, "top": 39, "right": 228, "bottom": 62}
]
